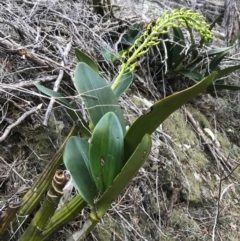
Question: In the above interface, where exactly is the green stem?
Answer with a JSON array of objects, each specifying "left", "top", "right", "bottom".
[
  {"left": 19, "top": 196, "right": 58, "bottom": 241},
  {"left": 34, "top": 195, "right": 86, "bottom": 241},
  {"left": 19, "top": 170, "right": 72, "bottom": 241}
]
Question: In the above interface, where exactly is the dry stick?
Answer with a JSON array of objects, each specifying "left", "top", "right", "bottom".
[
  {"left": 10, "top": 75, "right": 59, "bottom": 88},
  {"left": 43, "top": 42, "right": 72, "bottom": 126},
  {"left": 212, "top": 162, "right": 240, "bottom": 241},
  {"left": 0, "top": 104, "right": 42, "bottom": 142},
  {"left": 2, "top": 76, "right": 58, "bottom": 89},
  {"left": 0, "top": 36, "right": 70, "bottom": 70}
]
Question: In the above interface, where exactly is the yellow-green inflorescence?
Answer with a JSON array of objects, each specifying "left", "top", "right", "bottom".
[{"left": 111, "top": 8, "right": 213, "bottom": 91}]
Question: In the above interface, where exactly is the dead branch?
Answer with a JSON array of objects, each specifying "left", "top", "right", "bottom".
[
  {"left": 0, "top": 104, "right": 42, "bottom": 142},
  {"left": 43, "top": 42, "right": 72, "bottom": 126}
]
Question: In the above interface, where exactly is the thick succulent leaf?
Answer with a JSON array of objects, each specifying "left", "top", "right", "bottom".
[
  {"left": 112, "top": 71, "right": 134, "bottom": 98},
  {"left": 63, "top": 137, "right": 98, "bottom": 206},
  {"left": 124, "top": 72, "right": 217, "bottom": 160},
  {"left": 75, "top": 48, "right": 99, "bottom": 74},
  {"left": 215, "top": 65, "right": 240, "bottom": 79},
  {"left": 74, "top": 62, "right": 126, "bottom": 134},
  {"left": 90, "top": 112, "right": 124, "bottom": 193},
  {"left": 178, "top": 69, "right": 204, "bottom": 82},
  {"left": 94, "top": 134, "right": 151, "bottom": 219}
]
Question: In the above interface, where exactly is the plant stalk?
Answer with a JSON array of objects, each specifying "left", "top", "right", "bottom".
[
  {"left": 0, "top": 125, "right": 79, "bottom": 239},
  {"left": 19, "top": 170, "right": 70, "bottom": 241}
]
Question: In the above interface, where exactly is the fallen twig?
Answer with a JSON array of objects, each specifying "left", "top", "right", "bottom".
[
  {"left": 0, "top": 104, "right": 42, "bottom": 142},
  {"left": 43, "top": 42, "right": 72, "bottom": 126}
]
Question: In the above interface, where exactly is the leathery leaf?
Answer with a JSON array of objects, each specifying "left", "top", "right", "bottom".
[
  {"left": 63, "top": 136, "right": 98, "bottom": 206},
  {"left": 75, "top": 48, "right": 99, "bottom": 74},
  {"left": 74, "top": 62, "right": 126, "bottom": 134},
  {"left": 90, "top": 112, "right": 124, "bottom": 193},
  {"left": 92, "top": 134, "right": 152, "bottom": 220},
  {"left": 124, "top": 72, "right": 217, "bottom": 160}
]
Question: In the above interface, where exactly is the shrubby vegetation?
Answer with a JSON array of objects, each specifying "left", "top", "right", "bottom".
[{"left": 1, "top": 5, "right": 240, "bottom": 241}]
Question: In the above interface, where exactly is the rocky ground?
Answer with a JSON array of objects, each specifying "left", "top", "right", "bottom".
[{"left": 0, "top": 0, "right": 240, "bottom": 240}]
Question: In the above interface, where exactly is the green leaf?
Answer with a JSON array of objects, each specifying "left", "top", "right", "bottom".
[
  {"left": 121, "top": 23, "right": 144, "bottom": 46},
  {"left": 207, "top": 84, "right": 240, "bottom": 91},
  {"left": 93, "top": 133, "right": 151, "bottom": 219},
  {"left": 215, "top": 65, "right": 240, "bottom": 79},
  {"left": 178, "top": 69, "right": 204, "bottom": 82},
  {"left": 124, "top": 72, "right": 217, "bottom": 160},
  {"left": 207, "top": 48, "right": 231, "bottom": 74},
  {"left": 101, "top": 48, "right": 123, "bottom": 63},
  {"left": 203, "top": 46, "right": 232, "bottom": 57},
  {"left": 112, "top": 71, "right": 134, "bottom": 98},
  {"left": 35, "top": 84, "right": 79, "bottom": 121},
  {"left": 35, "top": 84, "right": 90, "bottom": 138},
  {"left": 63, "top": 137, "right": 98, "bottom": 206},
  {"left": 127, "top": 23, "right": 144, "bottom": 38},
  {"left": 74, "top": 62, "right": 126, "bottom": 134},
  {"left": 172, "top": 27, "right": 185, "bottom": 60},
  {"left": 90, "top": 112, "right": 124, "bottom": 193},
  {"left": 75, "top": 48, "right": 99, "bottom": 74}
]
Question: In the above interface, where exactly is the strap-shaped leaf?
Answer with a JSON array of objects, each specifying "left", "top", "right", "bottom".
[
  {"left": 208, "top": 48, "right": 231, "bottom": 73},
  {"left": 202, "top": 46, "right": 232, "bottom": 57},
  {"left": 35, "top": 84, "right": 79, "bottom": 121},
  {"left": 207, "top": 84, "right": 240, "bottom": 91},
  {"left": 35, "top": 84, "right": 90, "bottom": 138},
  {"left": 112, "top": 71, "right": 134, "bottom": 98},
  {"left": 92, "top": 134, "right": 151, "bottom": 219},
  {"left": 75, "top": 48, "right": 99, "bottom": 74},
  {"left": 90, "top": 112, "right": 124, "bottom": 193},
  {"left": 74, "top": 62, "right": 126, "bottom": 134},
  {"left": 215, "top": 65, "right": 240, "bottom": 79},
  {"left": 63, "top": 137, "right": 98, "bottom": 206},
  {"left": 124, "top": 72, "right": 217, "bottom": 160},
  {"left": 178, "top": 69, "right": 203, "bottom": 82},
  {"left": 172, "top": 27, "right": 185, "bottom": 69}
]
